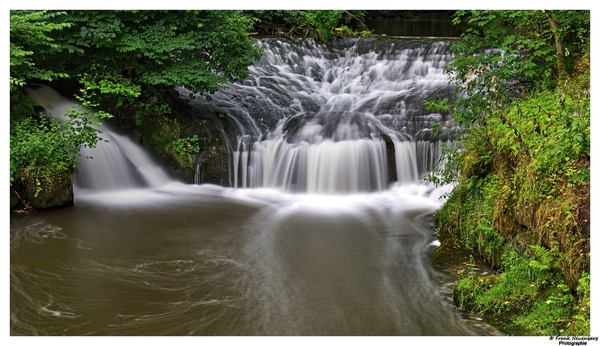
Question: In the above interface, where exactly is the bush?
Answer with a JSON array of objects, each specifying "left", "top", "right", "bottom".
[{"left": 10, "top": 105, "right": 105, "bottom": 189}]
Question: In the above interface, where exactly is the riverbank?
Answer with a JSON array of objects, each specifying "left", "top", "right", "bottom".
[{"left": 432, "top": 56, "right": 590, "bottom": 335}]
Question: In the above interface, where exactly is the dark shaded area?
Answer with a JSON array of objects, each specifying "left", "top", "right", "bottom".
[
  {"left": 363, "top": 10, "right": 455, "bottom": 20},
  {"left": 364, "top": 18, "right": 462, "bottom": 37}
]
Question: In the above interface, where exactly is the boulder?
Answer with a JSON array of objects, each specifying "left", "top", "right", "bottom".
[{"left": 21, "top": 169, "right": 74, "bottom": 210}]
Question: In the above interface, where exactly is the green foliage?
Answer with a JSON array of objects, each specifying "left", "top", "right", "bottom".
[
  {"left": 245, "top": 10, "right": 307, "bottom": 30},
  {"left": 134, "top": 104, "right": 199, "bottom": 169},
  {"left": 453, "top": 247, "right": 587, "bottom": 335},
  {"left": 168, "top": 135, "right": 201, "bottom": 168},
  {"left": 10, "top": 90, "right": 38, "bottom": 123},
  {"left": 10, "top": 10, "right": 74, "bottom": 91},
  {"left": 572, "top": 272, "right": 590, "bottom": 333},
  {"left": 44, "top": 10, "right": 263, "bottom": 100},
  {"left": 423, "top": 142, "right": 461, "bottom": 187},
  {"left": 446, "top": 10, "right": 590, "bottom": 127},
  {"left": 476, "top": 84, "right": 590, "bottom": 201},
  {"left": 423, "top": 98, "right": 449, "bottom": 114},
  {"left": 303, "top": 10, "right": 344, "bottom": 42},
  {"left": 10, "top": 106, "right": 105, "bottom": 187},
  {"left": 528, "top": 245, "right": 558, "bottom": 274},
  {"left": 425, "top": 12, "right": 591, "bottom": 336},
  {"left": 430, "top": 123, "right": 442, "bottom": 136},
  {"left": 11, "top": 116, "right": 71, "bottom": 186},
  {"left": 247, "top": 10, "right": 370, "bottom": 42}
]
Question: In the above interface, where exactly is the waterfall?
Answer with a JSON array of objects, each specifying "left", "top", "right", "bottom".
[
  {"left": 193, "top": 162, "right": 201, "bottom": 185},
  {"left": 25, "top": 38, "right": 456, "bottom": 195},
  {"left": 186, "top": 38, "right": 456, "bottom": 193},
  {"left": 234, "top": 137, "right": 388, "bottom": 194},
  {"left": 24, "top": 85, "right": 172, "bottom": 191},
  {"left": 76, "top": 131, "right": 171, "bottom": 190}
]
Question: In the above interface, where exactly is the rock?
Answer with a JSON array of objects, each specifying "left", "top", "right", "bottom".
[
  {"left": 198, "top": 145, "right": 230, "bottom": 186},
  {"left": 132, "top": 129, "right": 143, "bottom": 143},
  {"left": 21, "top": 169, "right": 74, "bottom": 210}
]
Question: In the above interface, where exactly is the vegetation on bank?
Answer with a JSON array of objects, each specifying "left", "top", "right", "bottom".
[{"left": 428, "top": 10, "right": 590, "bottom": 335}]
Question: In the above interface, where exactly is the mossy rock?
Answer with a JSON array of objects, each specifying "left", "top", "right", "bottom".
[{"left": 22, "top": 170, "right": 74, "bottom": 210}]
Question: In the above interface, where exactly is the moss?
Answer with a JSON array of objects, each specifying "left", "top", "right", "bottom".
[
  {"left": 14, "top": 167, "right": 74, "bottom": 210},
  {"left": 435, "top": 70, "right": 590, "bottom": 335},
  {"left": 452, "top": 257, "right": 590, "bottom": 335}
]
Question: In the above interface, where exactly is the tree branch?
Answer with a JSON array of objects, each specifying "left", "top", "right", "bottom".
[{"left": 343, "top": 10, "right": 368, "bottom": 30}]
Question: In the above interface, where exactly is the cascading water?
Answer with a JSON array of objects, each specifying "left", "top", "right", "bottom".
[
  {"left": 182, "top": 38, "right": 457, "bottom": 193},
  {"left": 24, "top": 85, "right": 172, "bottom": 191},
  {"left": 11, "top": 38, "right": 503, "bottom": 336}
]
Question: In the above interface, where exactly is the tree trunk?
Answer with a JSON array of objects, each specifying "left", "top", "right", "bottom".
[
  {"left": 127, "top": 50, "right": 138, "bottom": 79},
  {"left": 544, "top": 10, "right": 567, "bottom": 83}
]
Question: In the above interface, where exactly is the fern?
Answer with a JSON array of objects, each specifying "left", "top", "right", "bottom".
[{"left": 528, "top": 245, "right": 557, "bottom": 272}]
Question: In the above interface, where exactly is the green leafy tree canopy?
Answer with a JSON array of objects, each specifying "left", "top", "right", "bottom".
[
  {"left": 43, "top": 10, "right": 263, "bottom": 102},
  {"left": 446, "top": 10, "right": 589, "bottom": 126}
]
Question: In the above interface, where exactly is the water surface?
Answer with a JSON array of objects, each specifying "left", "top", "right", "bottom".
[{"left": 11, "top": 183, "right": 500, "bottom": 336}]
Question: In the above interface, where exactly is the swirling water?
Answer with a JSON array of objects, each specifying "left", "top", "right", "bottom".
[{"left": 11, "top": 183, "right": 501, "bottom": 336}]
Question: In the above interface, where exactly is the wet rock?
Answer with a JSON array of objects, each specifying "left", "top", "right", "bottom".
[
  {"left": 132, "top": 129, "right": 143, "bottom": 143},
  {"left": 197, "top": 145, "right": 231, "bottom": 186}
]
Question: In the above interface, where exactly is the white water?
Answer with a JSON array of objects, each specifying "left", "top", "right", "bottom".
[
  {"left": 200, "top": 38, "right": 458, "bottom": 193},
  {"left": 234, "top": 137, "right": 389, "bottom": 194},
  {"left": 24, "top": 85, "right": 171, "bottom": 191},
  {"left": 25, "top": 38, "right": 455, "bottom": 197}
]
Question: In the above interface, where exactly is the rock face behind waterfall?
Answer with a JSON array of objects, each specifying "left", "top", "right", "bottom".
[{"left": 196, "top": 144, "right": 230, "bottom": 186}]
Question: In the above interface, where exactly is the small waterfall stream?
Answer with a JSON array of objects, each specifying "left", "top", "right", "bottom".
[{"left": 25, "top": 85, "right": 172, "bottom": 191}]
